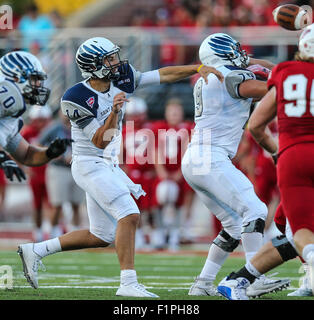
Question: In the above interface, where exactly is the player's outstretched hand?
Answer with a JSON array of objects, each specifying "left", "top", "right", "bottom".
[
  {"left": 247, "top": 64, "right": 271, "bottom": 81},
  {"left": 0, "top": 151, "right": 26, "bottom": 182},
  {"left": 46, "top": 138, "right": 74, "bottom": 159},
  {"left": 198, "top": 65, "right": 224, "bottom": 84}
]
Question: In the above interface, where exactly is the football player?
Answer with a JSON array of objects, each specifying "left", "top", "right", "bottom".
[
  {"left": 152, "top": 98, "right": 194, "bottom": 250},
  {"left": 181, "top": 33, "right": 288, "bottom": 297},
  {"left": 0, "top": 51, "right": 71, "bottom": 181},
  {"left": 17, "top": 37, "right": 223, "bottom": 298},
  {"left": 217, "top": 23, "right": 314, "bottom": 300}
]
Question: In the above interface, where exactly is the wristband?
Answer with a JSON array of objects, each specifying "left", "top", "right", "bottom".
[{"left": 197, "top": 64, "right": 204, "bottom": 73}]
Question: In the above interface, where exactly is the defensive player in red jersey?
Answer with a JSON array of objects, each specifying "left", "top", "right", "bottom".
[
  {"left": 152, "top": 98, "right": 194, "bottom": 250},
  {"left": 217, "top": 24, "right": 314, "bottom": 299},
  {"left": 122, "top": 96, "right": 156, "bottom": 249},
  {"left": 21, "top": 105, "right": 52, "bottom": 242}
]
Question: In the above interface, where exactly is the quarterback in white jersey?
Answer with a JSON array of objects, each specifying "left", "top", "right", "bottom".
[
  {"left": 182, "top": 33, "right": 288, "bottom": 297},
  {"left": 19, "top": 36, "right": 223, "bottom": 298},
  {"left": 0, "top": 51, "right": 71, "bottom": 182}
]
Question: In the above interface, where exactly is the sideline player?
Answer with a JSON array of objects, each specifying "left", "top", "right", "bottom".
[
  {"left": 152, "top": 98, "right": 194, "bottom": 250},
  {"left": 181, "top": 32, "right": 288, "bottom": 297},
  {"left": 217, "top": 24, "right": 314, "bottom": 300},
  {"left": 17, "top": 37, "right": 224, "bottom": 298}
]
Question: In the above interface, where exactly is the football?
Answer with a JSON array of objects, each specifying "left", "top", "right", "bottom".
[{"left": 272, "top": 4, "right": 310, "bottom": 30}]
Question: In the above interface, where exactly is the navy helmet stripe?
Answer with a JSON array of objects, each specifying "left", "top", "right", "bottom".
[
  {"left": 8, "top": 54, "right": 24, "bottom": 70},
  {"left": 210, "top": 38, "right": 233, "bottom": 46},
  {"left": 16, "top": 53, "right": 34, "bottom": 70},
  {"left": 90, "top": 44, "right": 107, "bottom": 54},
  {"left": 82, "top": 45, "right": 99, "bottom": 55},
  {"left": 209, "top": 42, "right": 232, "bottom": 53},
  {"left": 3, "top": 56, "right": 15, "bottom": 70}
]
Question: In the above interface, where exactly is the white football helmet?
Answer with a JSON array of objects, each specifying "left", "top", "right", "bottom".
[
  {"left": 76, "top": 37, "right": 126, "bottom": 80},
  {"left": 299, "top": 23, "right": 314, "bottom": 59},
  {"left": 156, "top": 180, "right": 179, "bottom": 206},
  {"left": 0, "top": 51, "right": 50, "bottom": 105},
  {"left": 199, "top": 33, "right": 249, "bottom": 68}
]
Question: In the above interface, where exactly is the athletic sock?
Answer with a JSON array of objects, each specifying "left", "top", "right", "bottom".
[
  {"left": 302, "top": 244, "right": 314, "bottom": 263},
  {"left": 241, "top": 232, "right": 263, "bottom": 262},
  {"left": 121, "top": 269, "right": 137, "bottom": 286},
  {"left": 229, "top": 265, "right": 257, "bottom": 284},
  {"left": 33, "top": 237, "right": 62, "bottom": 258},
  {"left": 199, "top": 242, "right": 229, "bottom": 281}
]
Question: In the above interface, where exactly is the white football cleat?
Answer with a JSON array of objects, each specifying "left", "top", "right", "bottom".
[
  {"left": 247, "top": 274, "right": 290, "bottom": 298},
  {"left": 188, "top": 277, "right": 220, "bottom": 296},
  {"left": 116, "top": 283, "right": 159, "bottom": 298},
  {"left": 308, "top": 251, "right": 314, "bottom": 294},
  {"left": 217, "top": 276, "right": 250, "bottom": 300},
  {"left": 17, "top": 243, "right": 45, "bottom": 289},
  {"left": 288, "top": 263, "right": 313, "bottom": 297}
]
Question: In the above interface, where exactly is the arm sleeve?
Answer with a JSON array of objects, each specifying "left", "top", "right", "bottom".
[
  {"left": 5, "top": 133, "right": 23, "bottom": 154},
  {"left": 225, "top": 70, "right": 256, "bottom": 99},
  {"left": 136, "top": 70, "right": 160, "bottom": 89}
]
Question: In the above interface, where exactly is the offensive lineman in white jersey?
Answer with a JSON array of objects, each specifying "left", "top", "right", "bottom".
[
  {"left": 18, "top": 37, "right": 223, "bottom": 298},
  {"left": 0, "top": 51, "right": 71, "bottom": 181},
  {"left": 182, "top": 33, "right": 289, "bottom": 297}
]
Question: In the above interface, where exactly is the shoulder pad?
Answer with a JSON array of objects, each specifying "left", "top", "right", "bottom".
[
  {"left": 62, "top": 82, "right": 99, "bottom": 116},
  {"left": 0, "top": 79, "right": 25, "bottom": 117},
  {"left": 113, "top": 63, "right": 137, "bottom": 94},
  {"left": 225, "top": 70, "right": 255, "bottom": 99}
]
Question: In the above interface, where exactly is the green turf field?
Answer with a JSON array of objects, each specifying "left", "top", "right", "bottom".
[{"left": 0, "top": 249, "right": 312, "bottom": 300}]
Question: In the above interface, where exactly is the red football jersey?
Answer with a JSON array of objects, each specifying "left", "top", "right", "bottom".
[
  {"left": 267, "top": 60, "right": 314, "bottom": 155},
  {"left": 21, "top": 125, "right": 47, "bottom": 182},
  {"left": 153, "top": 120, "right": 194, "bottom": 171},
  {"left": 122, "top": 121, "right": 155, "bottom": 172}
]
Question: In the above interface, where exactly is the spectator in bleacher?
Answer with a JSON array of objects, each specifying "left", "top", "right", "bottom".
[{"left": 17, "top": 3, "right": 56, "bottom": 51}]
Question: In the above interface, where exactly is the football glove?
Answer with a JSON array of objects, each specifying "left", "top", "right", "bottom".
[
  {"left": 247, "top": 64, "right": 271, "bottom": 81},
  {"left": 0, "top": 151, "right": 26, "bottom": 182},
  {"left": 46, "top": 138, "right": 74, "bottom": 159}
]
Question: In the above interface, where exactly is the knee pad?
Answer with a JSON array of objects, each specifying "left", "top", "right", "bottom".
[
  {"left": 271, "top": 235, "right": 298, "bottom": 261},
  {"left": 213, "top": 229, "right": 240, "bottom": 252},
  {"left": 241, "top": 218, "right": 265, "bottom": 234}
]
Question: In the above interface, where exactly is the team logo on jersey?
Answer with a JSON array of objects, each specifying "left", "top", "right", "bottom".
[{"left": 86, "top": 96, "right": 95, "bottom": 108}]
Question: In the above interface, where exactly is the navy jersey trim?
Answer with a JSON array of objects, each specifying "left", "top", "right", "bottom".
[{"left": 62, "top": 82, "right": 99, "bottom": 117}]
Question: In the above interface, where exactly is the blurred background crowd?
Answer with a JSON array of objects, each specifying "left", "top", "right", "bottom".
[{"left": 0, "top": 0, "right": 311, "bottom": 251}]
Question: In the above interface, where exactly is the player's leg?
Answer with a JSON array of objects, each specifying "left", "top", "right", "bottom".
[
  {"left": 17, "top": 192, "right": 112, "bottom": 289},
  {"left": 217, "top": 222, "right": 297, "bottom": 300},
  {"left": 46, "top": 165, "right": 66, "bottom": 238},
  {"left": 188, "top": 190, "right": 241, "bottom": 296},
  {"left": 277, "top": 144, "right": 314, "bottom": 293}
]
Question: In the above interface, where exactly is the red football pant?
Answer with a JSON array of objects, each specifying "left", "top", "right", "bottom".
[{"left": 278, "top": 143, "right": 314, "bottom": 234}]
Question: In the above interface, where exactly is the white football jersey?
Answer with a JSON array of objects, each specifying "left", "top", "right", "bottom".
[
  {"left": 0, "top": 76, "right": 25, "bottom": 152},
  {"left": 61, "top": 64, "right": 159, "bottom": 162},
  {"left": 191, "top": 65, "right": 255, "bottom": 159}
]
